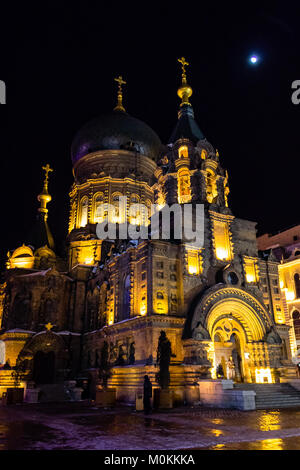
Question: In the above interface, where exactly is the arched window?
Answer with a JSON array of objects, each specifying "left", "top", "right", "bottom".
[
  {"left": 94, "top": 193, "right": 105, "bottom": 223},
  {"left": 129, "top": 194, "right": 141, "bottom": 225},
  {"left": 157, "top": 292, "right": 164, "bottom": 299},
  {"left": 206, "top": 170, "right": 218, "bottom": 203},
  {"left": 80, "top": 197, "right": 88, "bottom": 227},
  {"left": 177, "top": 168, "right": 191, "bottom": 204},
  {"left": 178, "top": 145, "right": 188, "bottom": 159},
  {"left": 293, "top": 310, "right": 300, "bottom": 341},
  {"left": 123, "top": 274, "right": 131, "bottom": 320},
  {"left": 111, "top": 192, "right": 123, "bottom": 223},
  {"left": 201, "top": 149, "right": 207, "bottom": 160},
  {"left": 294, "top": 274, "right": 300, "bottom": 299}
]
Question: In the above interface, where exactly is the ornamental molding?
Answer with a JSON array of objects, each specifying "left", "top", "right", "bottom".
[
  {"left": 85, "top": 314, "right": 185, "bottom": 338},
  {"left": 191, "top": 284, "right": 272, "bottom": 332}
]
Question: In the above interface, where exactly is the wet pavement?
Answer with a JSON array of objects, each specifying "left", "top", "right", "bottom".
[{"left": 1, "top": 402, "right": 300, "bottom": 450}]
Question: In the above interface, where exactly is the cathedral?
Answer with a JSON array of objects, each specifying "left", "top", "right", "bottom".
[{"left": 0, "top": 58, "right": 296, "bottom": 404}]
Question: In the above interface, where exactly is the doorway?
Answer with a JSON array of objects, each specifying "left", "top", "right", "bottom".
[
  {"left": 213, "top": 330, "right": 244, "bottom": 382},
  {"left": 33, "top": 350, "right": 56, "bottom": 384}
]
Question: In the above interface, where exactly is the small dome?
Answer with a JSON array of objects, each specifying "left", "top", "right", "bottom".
[{"left": 71, "top": 110, "right": 162, "bottom": 165}]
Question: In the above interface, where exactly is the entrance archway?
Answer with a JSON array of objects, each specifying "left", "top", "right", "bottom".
[
  {"left": 190, "top": 286, "right": 277, "bottom": 384},
  {"left": 33, "top": 351, "right": 55, "bottom": 384},
  {"left": 212, "top": 318, "right": 246, "bottom": 382}
]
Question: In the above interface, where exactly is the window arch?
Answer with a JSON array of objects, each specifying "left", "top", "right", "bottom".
[
  {"left": 130, "top": 194, "right": 140, "bottom": 204},
  {"left": 206, "top": 170, "right": 218, "bottom": 203},
  {"left": 293, "top": 310, "right": 300, "bottom": 341},
  {"left": 80, "top": 196, "right": 88, "bottom": 227},
  {"left": 94, "top": 193, "right": 107, "bottom": 224},
  {"left": 177, "top": 168, "right": 191, "bottom": 204},
  {"left": 129, "top": 194, "right": 141, "bottom": 225},
  {"left": 178, "top": 145, "right": 188, "bottom": 159},
  {"left": 295, "top": 273, "right": 300, "bottom": 299},
  {"left": 111, "top": 192, "right": 123, "bottom": 223},
  {"left": 94, "top": 193, "right": 105, "bottom": 223},
  {"left": 123, "top": 274, "right": 131, "bottom": 320}
]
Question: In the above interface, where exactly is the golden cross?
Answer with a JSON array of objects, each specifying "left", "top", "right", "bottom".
[
  {"left": 178, "top": 57, "right": 189, "bottom": 73},
  {"left": 114, "top": 75, "right": 126, "bottom": 91},
  {"left": 114, "top": 75, "right": 127, "bottom": 111},
  {"left": 42, "top": 164, "right": 53, "bottom": 183},
  {"left": 45, "top": 322, "right": 54, "bottom": 331}
]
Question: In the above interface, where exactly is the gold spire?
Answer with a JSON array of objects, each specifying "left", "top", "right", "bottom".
[
  {"left": 177, "top": 56, "right": 193, "bottom": 106},
  {"left": 38, "top": 164, "right": 53, "bottom": 220},
  {"left": 114, "top": 75, "right": 126, "bottom": 112}
]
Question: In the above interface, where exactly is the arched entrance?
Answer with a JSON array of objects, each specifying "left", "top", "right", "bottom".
[
  {"left": 212, "top": 318, "right": 246, "bottom": 382},
  {"left": 190, "top": 286, "right": 275, "bottom": 383},
  {"left": 33, "top": 350, "right": 56, "bottom": 384}
]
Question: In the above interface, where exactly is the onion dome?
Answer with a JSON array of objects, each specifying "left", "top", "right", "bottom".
[
  {"left": 72, "top": 75, "right": 162, "bottom": 164},
  {"left": 71, "top": 109, "right": 162, "bottom": 165}
]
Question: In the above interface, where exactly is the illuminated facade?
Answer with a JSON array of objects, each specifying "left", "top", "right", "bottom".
[
  {"left": 258, "top": 225, "right": 300, "bottom": 363},
  {"left": 0, "top": 60, "right": 296, "bottom": 402}
]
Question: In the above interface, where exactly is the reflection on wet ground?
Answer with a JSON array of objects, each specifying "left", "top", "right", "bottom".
[{"left": 1, "top": 403, "right": 300, "bottom": 450}]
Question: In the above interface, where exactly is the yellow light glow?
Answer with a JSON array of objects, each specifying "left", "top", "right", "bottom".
[
  {"left": 188, "top": 265, "right": 197, "bottom": 275},
  {"left": 286, "top": 290, "right": 295, "bottom": 301},
  {"left": 244, "top": 257, "right": 258, "bottom": 283},
  {"left": 212, "top": 216, "right": 233, "bottom": 262},
  {"left": 7, "top": 245, "right": 35, "bottom": 270},
  {"left": 216, "top": 247, "right": 229, "bottom": 261},
  {"left": 246, "top": 273, "right": 255, "bottom": 283},
  {"left": 187, "top": 251, "right": 200, "bottom": 275},
  {"left": 177, "top": 168, "right": 192, "bottom": 204},
  {"left": 140, "top": 303, "right": 147, "bottom": 316},
  {"left": 211, "top": 367, "right": 217, "bottom": 379},
  {"left": 279, "top": 280, "right": 284, "bottom": 289},
  {"left": 255, "top": 368, "right": 273, "bottom": 383},
  {"left": 178, "top": 145, "right": 188, "bottom": 159}
]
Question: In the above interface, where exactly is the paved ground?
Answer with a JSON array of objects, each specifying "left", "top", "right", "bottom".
[{"left": 1, "top": 402, "right": 300, "bottom": 450}]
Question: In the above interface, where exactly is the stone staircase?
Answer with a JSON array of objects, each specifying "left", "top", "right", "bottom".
[{"left": 235, "top": 383, "right": 300, "bottom": 409}]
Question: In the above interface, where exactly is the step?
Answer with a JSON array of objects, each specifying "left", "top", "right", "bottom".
[
  {"left": 256, "top": 404, "right": 300, "bottom": 409},
  {"left": 233, "top": 383, "right": 300, "bottom": 409}
]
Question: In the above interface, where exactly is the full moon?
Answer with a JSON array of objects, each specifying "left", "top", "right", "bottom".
[{"left": 249, "top": 55, "right": 259, "bottom": 64}]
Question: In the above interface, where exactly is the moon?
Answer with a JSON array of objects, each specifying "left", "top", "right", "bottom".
[{"left": 249, "top": 55, "right": 259, "bottom": 65}]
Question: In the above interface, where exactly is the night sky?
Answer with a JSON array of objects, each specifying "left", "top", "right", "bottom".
[{"left": 0, "top": 2, "right": 299, "bottom": 267}]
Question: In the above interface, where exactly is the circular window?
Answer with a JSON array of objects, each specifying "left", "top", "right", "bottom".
[{"left": 227, "top": 272, "right": 239, "bottom": 285}]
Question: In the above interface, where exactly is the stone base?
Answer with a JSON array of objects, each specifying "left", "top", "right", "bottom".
[
  {"left": 199, "top": 379, "right": 256, "bottom": 410},
  {"left": 95, "top": 388, "right": 116, "bottom": 407},
  {"left": 106, "top": 363, "right": 207, "bottom": 405}
]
